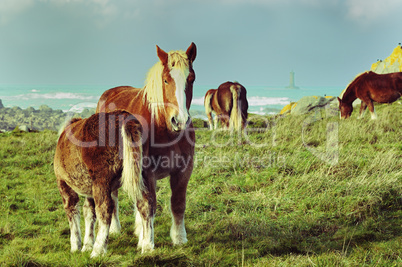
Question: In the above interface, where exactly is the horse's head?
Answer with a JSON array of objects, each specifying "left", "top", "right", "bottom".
[
  {"left": 337, "top": 97, "right": 352, "bottom": 119},
  {"left": 155, "top": 43, "right": 197, "bottom": 132}
]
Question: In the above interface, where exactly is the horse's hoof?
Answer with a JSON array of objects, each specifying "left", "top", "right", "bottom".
[
  {"left": 109, "top": 227, "right": 121, "bottom": 235},
  {"left": 81, "top": 244, "right": 93, "bottom": 252},
  {"left": 141, "top": 246, "right": 155, "bottom": 254},
  {"left": 172, "top": 237, "right": 188, "bottom": 246},
  {"left": 90, "top": 249, "right": 106, "bottom": 258}
]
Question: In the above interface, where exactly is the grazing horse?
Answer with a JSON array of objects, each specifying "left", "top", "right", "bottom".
[
  {"left": 96, "top": 43, "right": 197, "bottom": 253},
  {"left": 54, "top": 110, "right": 144, "bottom": 257},
  {"left": 338, "top": 71, "right": 402, "bottom": 119},
  {"left": 204, "top": 81, "right": 248, "bottom": 131}
]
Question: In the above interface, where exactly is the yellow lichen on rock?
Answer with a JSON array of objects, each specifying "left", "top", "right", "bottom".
[
  {"left": 280, "top": 102, "right": 297, "bottom": 115},
  {"left": 371, "top": 45, "right": 402, "bottom": 74}
]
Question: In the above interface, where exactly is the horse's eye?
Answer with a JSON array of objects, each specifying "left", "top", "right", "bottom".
[{"left": 164, "top": 80, "right": 168, "bottom": 84}]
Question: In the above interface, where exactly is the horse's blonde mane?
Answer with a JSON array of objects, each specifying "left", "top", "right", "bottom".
[{"left": 142, "top": 50, "right": 190, "bottom": 122}]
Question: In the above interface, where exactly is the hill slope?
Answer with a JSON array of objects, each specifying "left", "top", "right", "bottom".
[{"left": 0, "top": 102, "right": 401, "bottom": 266}]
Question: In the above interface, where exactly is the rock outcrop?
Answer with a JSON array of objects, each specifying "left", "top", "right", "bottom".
[
  {"left": 371, "top": 45, "right": 402, "bottom": 74},
  {"left": 280, "top": 96, "right": 337, "bottom": 116},
  {"left": 0, "top": 101, "right": 95, "bottom": 132}
]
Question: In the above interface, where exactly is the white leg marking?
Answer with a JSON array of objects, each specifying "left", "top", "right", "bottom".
[
  {"left": 109, "top": 192, "right": 121, "bottom": 235},
  {"left": 214, "top": 116, "right": 218, "bottom": 130},
  {"left": 82, "top": 200, "right": 96, "bottom": 252},
  {"left": 69, "top": 212, "right": 81, "bottom": 252},
  {"left": 140, "top": 216, "right": 155, "bottom": 253},
  {"left": 134, "top": 208, "right": 143, "bottom": 241},
  {"left": 91, "top": 220, "right": 110, "bottom": 257},
  {"left": 371, "top": 108, "right": 377, "bottom": 120},
  {"left": 358, "top": 108, "right": 366, "bottom": 119},
  {"left": 170, "top": 215, "right": 187, "bottom": 245}
]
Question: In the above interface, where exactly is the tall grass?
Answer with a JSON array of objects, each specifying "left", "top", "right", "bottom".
[{"left": 0, "top": 103, "right": 401, "bottom": 266}]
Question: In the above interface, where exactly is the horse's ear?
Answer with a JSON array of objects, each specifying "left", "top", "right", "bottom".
[
  {"left": 186, "top": 42, "right": 197, "bottom": 63},
  {"left": 337, "top": 97, "right": 342, "bottom": 103},
  {"left": 156, "top": 45, "right": 168, "bottom": 66}
]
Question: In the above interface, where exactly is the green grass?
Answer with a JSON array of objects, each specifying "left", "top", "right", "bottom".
[{"left": 1, "top": 103, "right": 401, "bottom": 266}]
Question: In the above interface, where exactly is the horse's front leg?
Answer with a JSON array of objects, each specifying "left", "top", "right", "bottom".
[
  {"left": 135, "top": 173, "right": 156, "bottom": 253},
  {"left": 358, "top": 101, "right": 367, "bottom": 119},
  {"left": 366, "top": 100, "right": 377, "bottom": 120},
  {"left": 169, "top": 167, "right": 192, "bottom": 246}
]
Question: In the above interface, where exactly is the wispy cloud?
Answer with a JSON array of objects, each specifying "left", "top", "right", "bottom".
[
  {"left": 3, "top": 92, "right": 98, "bottom": 101},
  {"left": 0, "top": 0, "right": 119, "bottom": 27},
  {"left": 0, "top": 0, "right": 34, "bottom": 25},
  {"left": 344, "top": 0, "right": 402, "bottom": 24}
]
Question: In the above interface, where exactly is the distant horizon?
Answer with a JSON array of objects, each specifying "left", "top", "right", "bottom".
[{"left": 0, "top": 84, "right": 344, "bottom": 116}]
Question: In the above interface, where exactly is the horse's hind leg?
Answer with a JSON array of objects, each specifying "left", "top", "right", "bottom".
[
  {"left": 221, "top": 114, "right": 230, "bottom": 130},
  {"left": 82, "top": 197, "right": 96, "bottom": 252},
  {"left": 109, "top": 190, "right": 121, "bottom": 235},
  {"left": 57, "top": 179, "right": 81, "bottom": 252},
  {"left": 136, "top": 175, "right": 156, "bottom": 253},
  {"left": 169, "top": 170, "right": 191, "bottom": 245},
  {"left": 134, "top": 207, "right": 143, "bottom": 241},
  {"left": 91, "top": 185, "right": 114, "bottom": 257},
  {"left": 207, "top": 112, "right": 214, "bottom": 130},
  {"left": 213, "top": 114, "right": 219, "bottom": 130}
]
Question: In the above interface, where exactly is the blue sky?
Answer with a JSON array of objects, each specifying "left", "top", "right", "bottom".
[{"left": 0, "top": 0, "right": 401, "bottom": 87}]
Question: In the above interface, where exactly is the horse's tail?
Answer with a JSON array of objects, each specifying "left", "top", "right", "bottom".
[
  {"left": 204, "top": 90, "right": 215, "bottom": 130},
  {"left": 121, "top": 119, "right": 145, "bottom": 203},
  {"left": 229, "top": 84, "right": 242, "bottom": 132},
  {"left": 204, "top": 91, "right": 213, "bottom": 116}
]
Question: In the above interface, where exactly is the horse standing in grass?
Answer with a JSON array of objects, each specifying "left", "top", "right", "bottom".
[
  {"left": 338, "top": 71, "right": 402, "bottom": 119},
  {"left": 54, "top": 110, "right": 144, "bottom": 257},
  {"left": 96, "top": 43, "right": 197, "bottom": 253},
  {"left": 204, "top": 81, "right": 248, "bottom": 131}
]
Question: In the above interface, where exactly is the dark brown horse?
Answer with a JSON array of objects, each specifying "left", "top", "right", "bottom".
[
  {"left": 204, "top": 81, "right": 248, "bottom": 131},
  {"left": 338, "top": 71, "right": 402, "bottom": 119},
  {"left": 54, "top": 110, "right": 144, "bottom": 257},
  {"left": 96, "top": 43, "right": 197, "bottom": 253}
]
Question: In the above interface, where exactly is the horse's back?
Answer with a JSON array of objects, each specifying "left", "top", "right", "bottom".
[
  {"left": 362, "top": 72, "right": 402, "bottom": 103},
  {"left": 54, "top": 110, "right": 142, "bottom": 196},
  {"left": 54, "top": 117, "right": 93, "bottom": 195},
  {"left": 204, "top": 89, "right": 216, "bottom": 104},
  {"left": 96, "top": 86, "right": 141, "bottom": 113}
]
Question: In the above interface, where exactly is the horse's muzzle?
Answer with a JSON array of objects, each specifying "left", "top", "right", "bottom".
[{"left": 171, "top": 115, "right": 190, "bottom": 132}]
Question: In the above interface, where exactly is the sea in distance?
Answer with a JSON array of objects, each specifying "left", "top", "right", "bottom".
[{"left": 0, "top": 84, "right": 344, "bottom": 118}]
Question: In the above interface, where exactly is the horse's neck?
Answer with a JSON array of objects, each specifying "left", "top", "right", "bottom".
[{"left": 342, "top": 86, "right": 357, "bottom": 104}]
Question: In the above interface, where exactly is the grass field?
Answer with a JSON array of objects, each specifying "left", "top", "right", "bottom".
[{"left": 0, "top": 103, "right": 401, "bottom": 266}]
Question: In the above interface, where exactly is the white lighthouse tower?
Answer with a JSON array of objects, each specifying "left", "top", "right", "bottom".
[{"left": 286, "top": 70, "right": 299, "bottom": 89}]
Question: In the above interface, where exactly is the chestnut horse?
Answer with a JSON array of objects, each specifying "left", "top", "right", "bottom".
[
  {"left": 54, "top": 110, "right": 144, "bottom": 257},
  {"left": 96, "top": 43, "right": 197, "bottom": 253},
  {"left": 204, "top": 81, "right": 248, "bottom": 131},
  {"left": 338, "top": 71, "right": 402, "bottom": 119}
]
